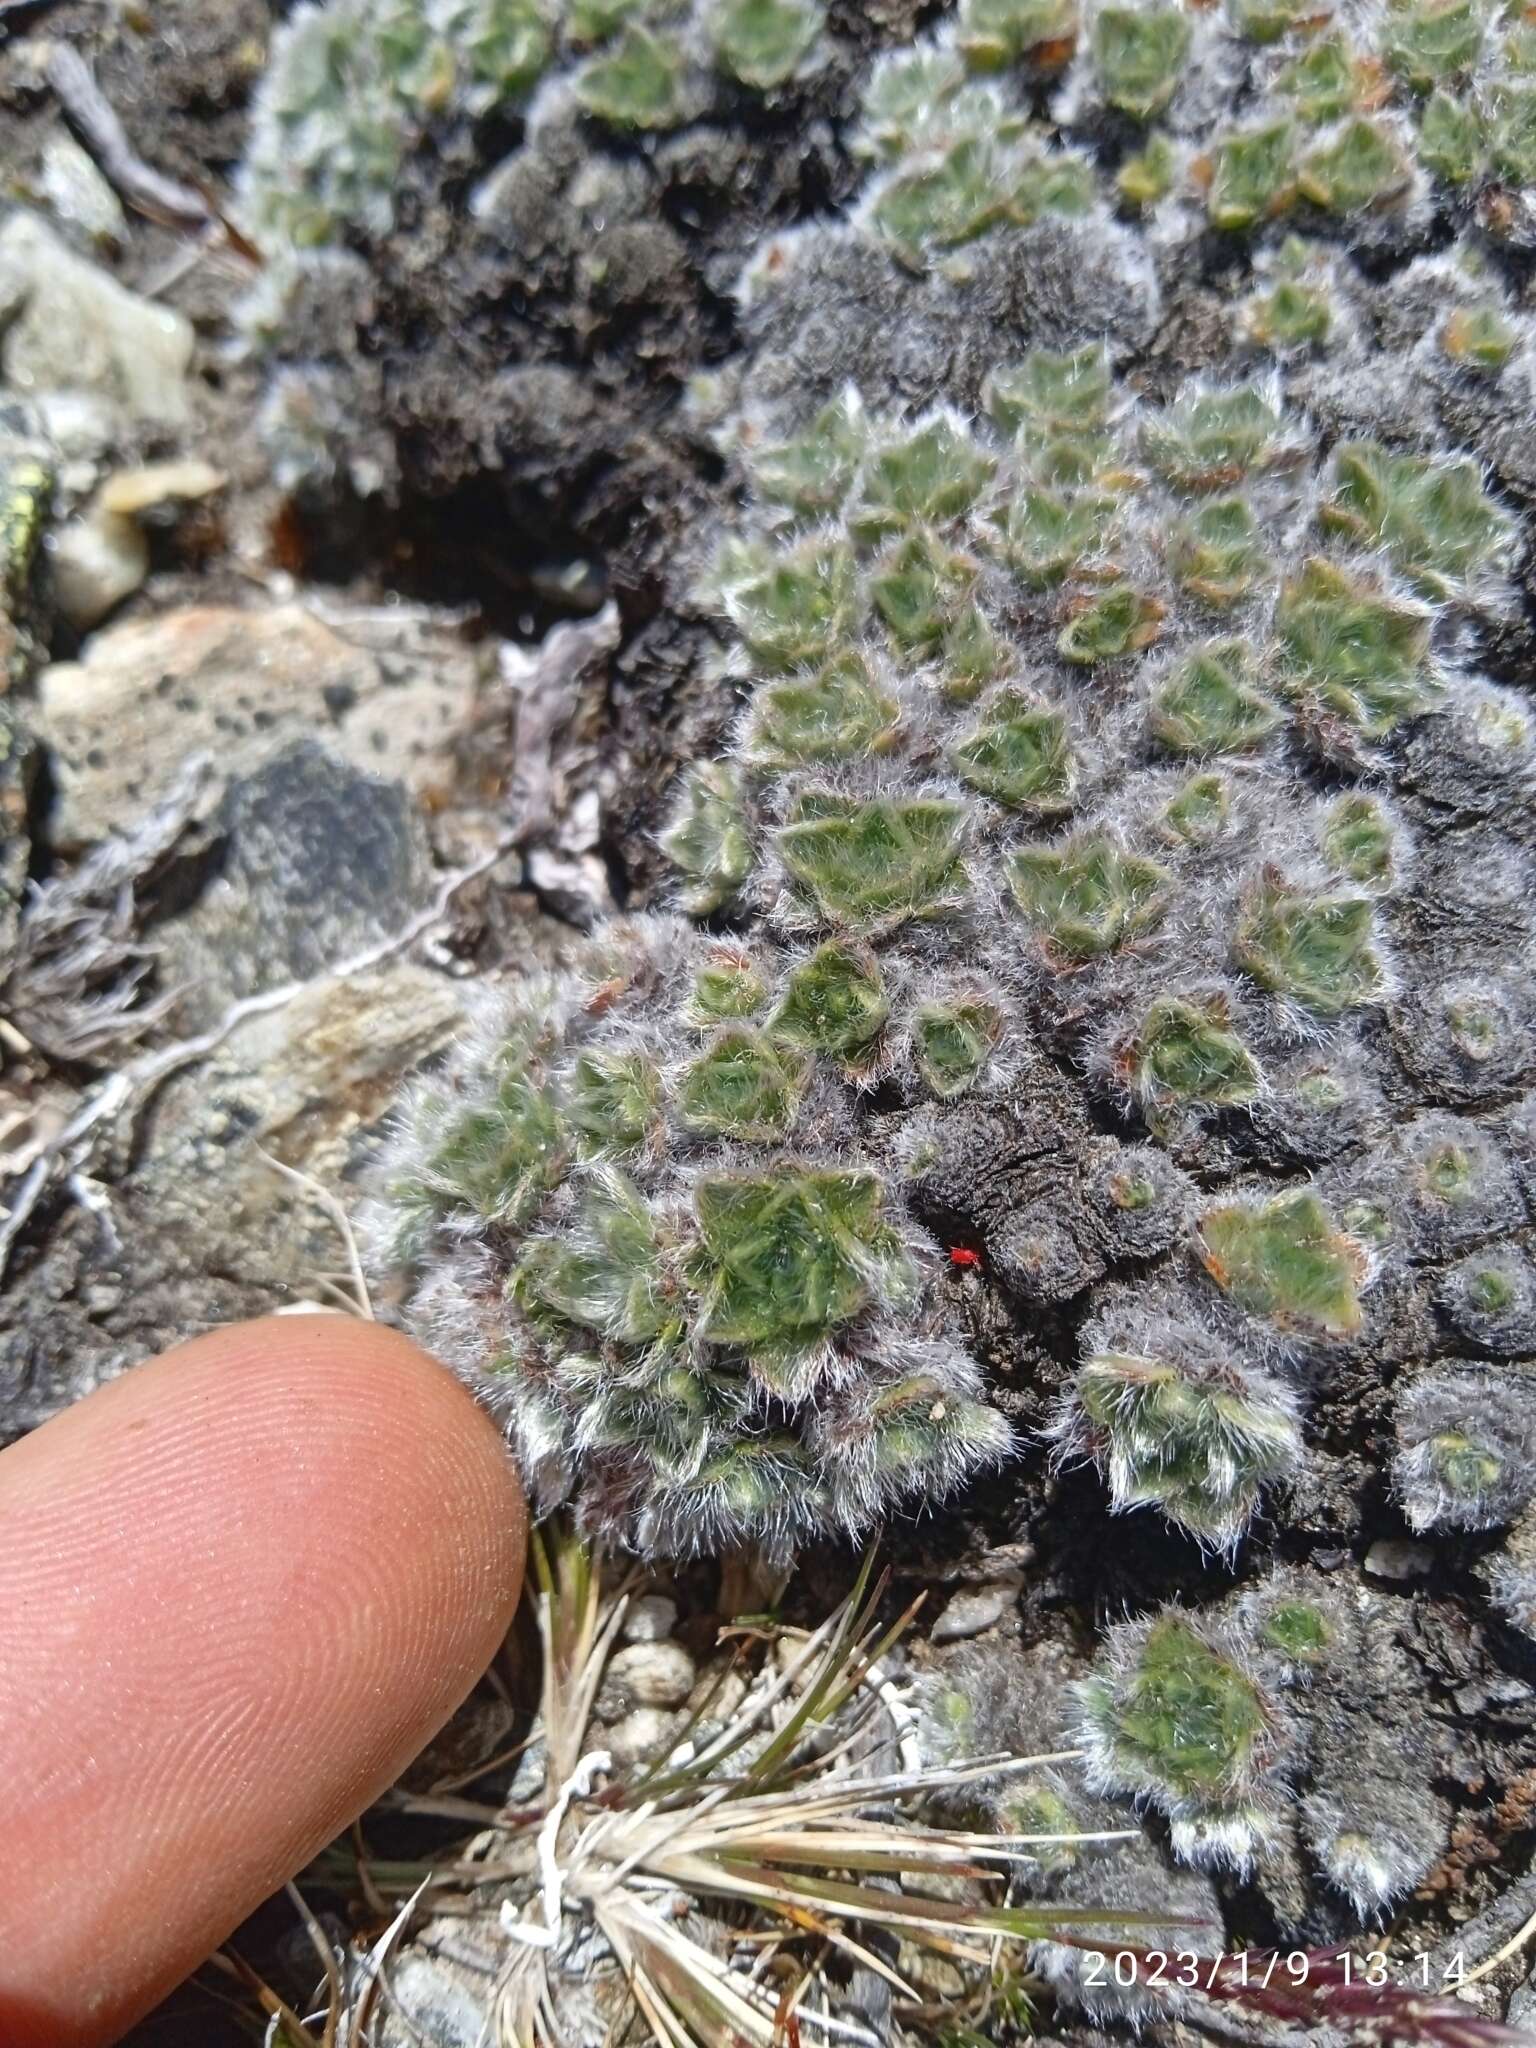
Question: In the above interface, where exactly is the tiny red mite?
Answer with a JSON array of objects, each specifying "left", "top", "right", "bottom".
[{"left": 948, "top": 1247, "right": 981, "bottom": 1269}]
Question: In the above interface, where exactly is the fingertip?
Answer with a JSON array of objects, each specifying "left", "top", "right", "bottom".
[{"left": 0, "top": 1313, "right": 526, "bottom": 2046}]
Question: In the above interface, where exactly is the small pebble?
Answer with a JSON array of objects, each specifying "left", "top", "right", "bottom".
[
  {"left": 930, "top": 1577, "right": 1021, "bottom": 1645},
  {"left": 687, "top": 1659, "right": 748, "bottom": 1725},
  {"left": 596, "top": 1640, "right": 697, "bottom": 1718},
  {"left": 622, "top": 1593, "right": 678, "bottom": 1644},
  {"left": 505, "top": 1735, "right": 547, "bottom": 1807},
  {"left": 1364, "top": 1539, "right": 1434, "bottom": 1582},
  {"left": 605, "top": 1706, "right": 686, "bottom": 1772}
]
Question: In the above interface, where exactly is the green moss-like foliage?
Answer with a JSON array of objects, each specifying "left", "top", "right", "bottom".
[
  {"left": 517, "top": 1171, "right": 678, "bottom": 1345},
  {"left": 1442, "top": 304, "right": 1520, "bottom": 370},
  {"left": 1196, "top": 1189, "right": 1366, "bottom": 1339},
  {"left": 568, "top": 1048, "right": 660, "bottom": 1153},
  {"left": 1118, "top": 130, "right": 1178, "bottom": 207},
  {"left": 1299, "top": 117, "right": 1411, "bottom": 212},
  {"left": 1207, "top": 119, "right": 1298, "bottom": 230},
  {"left": 985, "top": 343, "right": 1110, "bottom": 438},
  {"left": 854, "top": 47, "right": 967, "bottom": 161},
  {"left": 569, "top": 0, "right": 654, "bottom": 41},
  {"left": 1057, "top": 582, "right": 1162, "bottom": 664},
  {"left": 1080, "top": 1613, "right": 1273, "bottom": 1805},
  {"left": 1008, "top": 832, "right": 1169, "bottom": 959},
  {"left": 1169, "top": 496, "right": 1273, "bottom": 607},
  {"left": 778, "top": 795, "right": 970, "bottom": 932},
  {"left": 1091, "top": 4, "right": 1192, "bottom": 119},
  {"left": 1229, "top": 0, "right": 1314, "bottom": 40},
  {"left": 770, "top": 940, "right": 889, "bottom": 1058},
  {"left": 958, "top": 0, "right": 1079, "bottom": 70},
  {"left": 689, "top": 1167, "right": 910, "bottom": 1358},
  {"left": 867, "top": 124, "right": 1094, "bottom": 263},
  {"left": 743, "top": 655, "right": 902, "bottom": 769},
  {"left": 1132, "top": 995, "right": 1261, "bottom": 1113},
  {"left": 1320, "top": 792, "right": 1397, "bottom": 889},
  {"left": 859, "top": 1371, "right": 1014, "bottom": 1480},
  {"left": 1467, "top": 1263, "right": 1517, "bottom": 1312},
  {"left": 1141, "top": 386, "right": 1286, "bottom": 494},
  {"left": 868, "top": 138, "right": 999, "bottom": 255},
  {"left": 678, "top": 1030, "right": 808, "bottom": 1138},
  {"left": 709, "top": 0, "right": 824, "bottom": 88},
  {"left": 1320, "top": 441, "right": 1511, "bottom": 598},
  {"left": 450, "top": 0, "right": 554, "bottom": 103},
  {"left": 1245, "top": 267, "right": 1333, "bottom": 348},
  {"left": 1491, "top": 81, "right": 1536, "bottom": 184},
  {"left": 368, "top": 190, "right": 1527, "bottom": 1600},
  {"left": 1152, "top": 642, "right": 1281, "bottom": 756},
  {"left": 1279, "top": 36, "right": 1363, "bottom": 125},
  {"left": 574, "top": 22, "right": 688, "bottom": 126},
  {"left": 940, "top": 605, "right": 1010, "bottom": 696},
  {"left": 951, "top": 691, "right": 1075, "bottom": 811},
  {"left": 1273, "top": 558, "right": 1437, "bottom": 738},
  {"left": 749, "top": 391, "right": 867, "bottom": 516},
  {"left": 1418, "top": 87, "right": 1483, "bottom": 180},
  {"left": 871, "top": 531, "right": 980, "bottom": 647},
  {"left": 1421, "top": 1135, "right": 1477, "bottom": 1201},
  {"left": 1069, "top": 1349, "right": 1299, "bottom": 1547},
  {"left": 1161, "top": 772, "right": 1230, "bottom": 847},
  {"left": 719, "top": 535, "right": 860, "bottom": 669},
  {"left": 1260, "top": 1600, "right": 1333, "bottom": 1664},
  {"left": 912, "top": 994, "right": 1003, "bottom": 1097},
  {"left": 1234, "top": 874, "right": 1385, "bottom": 1014},
  {"left": 1384, "top": 0, "right": 1485, "bottom": 91},
  {"left": 1425, "top": 1426, "right": 1503, "bottom": 1498},
  {"left": 995, "top": 483, "right": 1118, "bottom": 588},
  {"left": 689, "top": 949, "right": 767, "bottom": 1020},
  {"left": 850, "top": 416, "right": 996, "bottom": 540},
  {"left": 415, "top": 1069, "right": 566, "bottom": 1233},
  {"left": 660, "top": 762, "right": 753, "bottom": 914}
]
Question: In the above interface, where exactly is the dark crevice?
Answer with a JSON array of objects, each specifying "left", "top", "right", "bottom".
[{"left": 273, "top": 474, "right": 612, "bottom": 642}]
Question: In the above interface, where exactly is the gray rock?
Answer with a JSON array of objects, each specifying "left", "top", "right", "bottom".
[
  {"left": 37, "top": 601, "right": 485, "bottom": 850},
  {"left": 595, "top": 1640, "right": 697, "bottom": 1717},
  {"left": 50, "top": 460, "right": 224, "bottom": 631},
  {"left": 47, "top": 500, "right": 148, "bottom": 629},
  {"left": 621, "top": 1593, "right": 678, "bottom": 1644},
  {"left": 374, "top": 1941, "right": 494, "bottom": 2047},
  {"left": 157, "top": 740, "right": 432, "bottom": 1025},
  {"left": 0, "top": 955, "right": 469, "bottom": 1443},
  {"left": 37, "top": 135, "right": 127, "bottom": 250},
  {"left": 1364, "top": 1540, "right": 1435, "bottom": 1583},
  {"left": 0, "top": 211, "right": 192, "bottom": 427},
  {"left": 605, "top": 1705, "right": 687, "bottom": 1771},
  {"left": 930, "top": 1578, "right": 1022, "bottom": 1645}
]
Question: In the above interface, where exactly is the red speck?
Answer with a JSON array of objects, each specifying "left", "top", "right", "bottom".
[{"left": 948, "top": 1247, "right": 981, "bottom": 1269}]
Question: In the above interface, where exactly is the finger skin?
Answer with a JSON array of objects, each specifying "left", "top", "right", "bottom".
[{"left": 0, "top": 1316, "right": 526, "bottom": 2048}]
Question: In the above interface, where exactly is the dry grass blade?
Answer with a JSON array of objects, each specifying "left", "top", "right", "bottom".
[
  {"left": 217, "top": 1946, "right": 322, "bottom": 2048},
  {"left": 283, "top": 1882, "right": 343, "bottom": 2048}
]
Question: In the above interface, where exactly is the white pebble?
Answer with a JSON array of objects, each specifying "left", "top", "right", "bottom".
[
  {"left": 606, "top": 1706, "right": 686, "bottom": 1771},
  {"left": 598, "top": 1640, "right": 698, "bottom": 1716},
  {"left": 930, "top": 1578, "right": 1021, "bottom": 1645},
  {"left": 622, "top": 1594, "right": 678, "bottom": 1644}
]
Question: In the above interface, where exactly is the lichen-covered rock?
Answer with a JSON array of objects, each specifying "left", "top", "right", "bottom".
[{"left": 36, "top": 603, "right": 485, "bottom": 850}]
